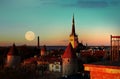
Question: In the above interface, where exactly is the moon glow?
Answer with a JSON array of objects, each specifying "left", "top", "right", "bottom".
[{"left": 25, "top": 31, "right": 35, "bottom": 41}]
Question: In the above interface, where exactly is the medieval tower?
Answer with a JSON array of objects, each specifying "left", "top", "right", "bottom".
[
  {"left": 69, "top": 15, "right": 78, "bottom": 49},
  {"left": 62, "top": 43, "right": 78, "bottom": 76},
  {"left": 40, "top": 45, "right": 47, "bottom": 56},
  {"left": 5, "top": 43, "right": 21, "bottom": 67},
  {"left": 62, "top": 15, "right": 79, "bottom": 76}
]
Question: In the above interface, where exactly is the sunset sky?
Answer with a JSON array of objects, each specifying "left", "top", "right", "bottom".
[{"left": 0, "top": 0, "right": 120, "bottom": 46}]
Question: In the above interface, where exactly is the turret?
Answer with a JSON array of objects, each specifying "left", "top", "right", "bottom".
[
  {"left": 62, "top": 43, "right": 78, "bottom": 76},
  {"left": 40, "top": 45, "right": 46, "bottom": 56},
  {"left": 5, "top": 43, "right": 21, "bottom": 67}
]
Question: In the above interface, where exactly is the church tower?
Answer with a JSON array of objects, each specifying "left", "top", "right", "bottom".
[{"left": 69, "top": 15, "right": 78, "bottom": 49}]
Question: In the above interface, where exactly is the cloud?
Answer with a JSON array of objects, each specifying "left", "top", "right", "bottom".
[
  {"left": 1, "top": 0, "right": 120, "bottom": 9},
  {"left": 63, "top": 0, "right": 108, "bottom": 8},
  {"left": 77, "top": 1, "right": 108, "bottom": 8},
  {"left": 110, "top": 1, "right": 120, "bottom": 6},
  {"left": 0, "top": 0, "right": 59, "bottom": 8},
  {"left": 62, "top": 0, "right": 120, "bottom": 8},
  {"left": 60, "top": 40, "right": 69, "bottom": 43}
]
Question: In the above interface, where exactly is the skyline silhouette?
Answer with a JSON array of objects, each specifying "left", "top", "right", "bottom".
[{"left": 0, "top": 0, "right": 120, "bottom": 46}]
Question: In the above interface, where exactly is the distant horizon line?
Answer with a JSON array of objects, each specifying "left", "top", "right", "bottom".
[{"left": 0, "top": 45, "right": 110, "bottom": 47}]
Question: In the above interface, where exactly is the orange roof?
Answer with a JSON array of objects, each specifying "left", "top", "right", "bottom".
[
  {"left": 62, "top": 43, "right": 76, "bottom": 58},
  {"left": 48, "top": 57, "right": 62, "bottom": 64},
  {"left": 93, "top": 50, "right": 105, "bottom": 57}
]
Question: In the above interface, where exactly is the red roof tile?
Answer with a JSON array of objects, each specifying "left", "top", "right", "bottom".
[
  {"left": 93, "top": 50, "right": 105, "bottom": 57},
  {"left": 62, "top": 43, "right": 76, "bottom": 58}
]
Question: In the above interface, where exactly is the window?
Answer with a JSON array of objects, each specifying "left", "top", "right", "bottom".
[
  {"left": 52, "top": 64, "right": 54, "bottom": 67},
  {"left": 56, "top": 65, "right": 59, "bottom": 69},
  {"left": 68, "top": 59, "right": 69, "bottom": 62}
]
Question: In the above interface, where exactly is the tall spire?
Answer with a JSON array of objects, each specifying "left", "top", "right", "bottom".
[{"left": 70, "top": 14, "right": 77, "bottom": 36}]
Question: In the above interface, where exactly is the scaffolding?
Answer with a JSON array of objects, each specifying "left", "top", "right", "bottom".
[{"left": 110, "top": 35, "right": 120, "bottom": 61}]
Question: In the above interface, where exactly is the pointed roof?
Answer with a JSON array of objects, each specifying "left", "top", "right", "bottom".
[
  {"left": 7, "top": 43, "right": 19, "bottom": 56},
  {"left": 70, "top": 14, "right": 77, "bottom": 36},
  {"left": 62, "top": 43, "right": 76, "bottom": 58},
  {"left": 41, "top": 45, "right": 46, "bottom": 52}
]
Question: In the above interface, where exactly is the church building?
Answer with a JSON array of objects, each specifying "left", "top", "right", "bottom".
[{"left": 62, "top": 15, "right": 79, "bottom": 76}]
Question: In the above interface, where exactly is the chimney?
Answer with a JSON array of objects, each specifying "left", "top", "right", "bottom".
[{"left": 37, "top": 36, "right": 40, "bottom": 48}]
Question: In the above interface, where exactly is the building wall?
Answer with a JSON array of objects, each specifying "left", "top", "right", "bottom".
[
  {"left": 84, "top": 64, "right": 120, "bottom": 79},
  {"left": 6, "top": 55, "right": 21, "bottom": 67},
  {"left": 41, "top": 50, "right": 46, "bottom": 56},
  {"left": 62, "top": 58, "right": 78, "bottom": 76},
  {"left": 49, "top": 62, "right": 61, "bottom": 72}
]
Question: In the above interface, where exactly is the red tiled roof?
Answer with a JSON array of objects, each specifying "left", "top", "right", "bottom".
[
  {"left": 48, "top": 57, "right": 62, "bottom": 64},
  {"left": 93, "top": 50, "right": 105, "bottom": 57},
  {"left": 81, "top": 51, "right": 92, "bottom": 57},
  {"left": 62, "top": 43, "right": 76, "bottom": 58}
]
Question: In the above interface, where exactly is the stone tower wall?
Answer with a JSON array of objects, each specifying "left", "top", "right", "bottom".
[
  {"left": 62, "top": 58, "right": 78, "bottom": 76},
  {"left": 6, "top": 55, "right": 21, "bottom": 67}
]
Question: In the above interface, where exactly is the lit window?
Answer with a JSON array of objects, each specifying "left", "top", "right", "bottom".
[{"left": 56, "top": 65, "right": 59, "bottom": 69}]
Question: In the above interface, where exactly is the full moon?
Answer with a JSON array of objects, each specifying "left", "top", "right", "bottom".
[{"left": 25, "top": 31, "right": 35, "bottom": 41}]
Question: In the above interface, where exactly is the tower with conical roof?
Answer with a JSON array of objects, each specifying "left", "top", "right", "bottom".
[
  {"left": 5, "top": 43, "right": 21, "bottom": 67},
  {"left": 62, "top": 43, "right": 78, "bottom": 76},
  {"left": 40, "top": 45, "right": 47, "bottom": 56},
  {"left": 69, "top": 15, "right": 78, "bottom": 49}
]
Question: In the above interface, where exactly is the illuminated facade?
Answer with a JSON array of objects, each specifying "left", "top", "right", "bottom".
[{"left": 110, "top": 35, "right": 120, "bottom": 61}]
